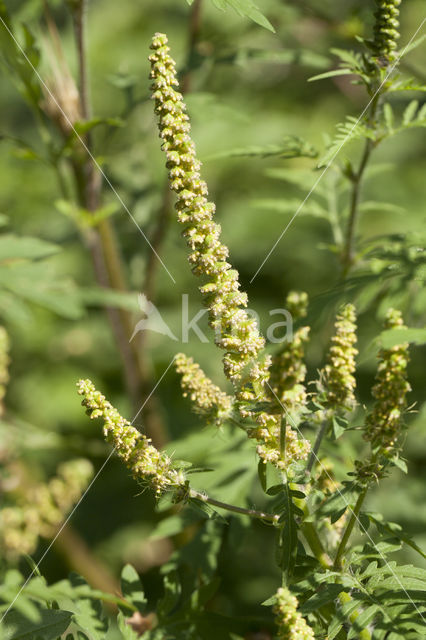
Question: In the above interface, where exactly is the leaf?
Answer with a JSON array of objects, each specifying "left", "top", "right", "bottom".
[
  {"left": 207, "top": 137, "right": 317, "bottom": 161},
  {"left": 402, "top": 100, "right": 419, "bottom": 125},
  {"left": 116, "top": 612, "right": 139, "bottom": 640},
  {"left": 1, "top": 608, "right": 72, "bottom": 640},
  {"left": 275, "top": 483, "right": 299, "bottom": 579},
  {"left": 308, "top": 68, "right": 354, "bottom": 82},
  {"left": 79, "top": 287, "right": 140, "bottom": 312},
  {"left": 0, "top": 235, "right": 59, "bottom": 261},
  {"left": 301, "top": 584, "right": 346, "bottom": 613},
  {"left": 0, "top": 263, "right": 84, "bottom": 319},
  {"left": 378, "top": 327, "right": 426, "bottom": 348},
  {"left": 383, "top": 103, "right": 394, "bottom": 131},
  {"left": 120, "top": 566, "right": 147, "bottom": 614},
  {"left": 211, "top": 0, "right": 275, "bottom": 32},
  {"left": 251, "top": 198, "right": 328, "bottom": 219}
]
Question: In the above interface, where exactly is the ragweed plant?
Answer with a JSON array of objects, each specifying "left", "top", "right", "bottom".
[
  {"left": 73, "top": 27, "right": 425, "bottom": 640},
  {"left": 1, "top": 2, "right": 425, "bottom": 640}
]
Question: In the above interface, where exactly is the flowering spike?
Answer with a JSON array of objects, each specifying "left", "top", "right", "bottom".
[
  {"left": 273, "top": 586, "right": 315, "bottom": 640},
  {"left": 317, "top": 304, "right": 358, "bottom": 414},
  {"left": 364, "top": 309, "right": 411, "bottom": 454},
  {"left": 0, "top": 326, "right": 10, "bottom": 418},
  {"left": 175, "top": 353, "right": 233, "bottom": 424},
  {"left": 77, "top": 379, "right": 186, "bottom": 494},
  {"left": 0, "top": 459, "right": 93, "bottom": 558},
  {"left": 372, "top": 0, "right": 401, "bottom": 63},
  {"left": 149, "top": 33, "right": 264, "bottom": 382}
]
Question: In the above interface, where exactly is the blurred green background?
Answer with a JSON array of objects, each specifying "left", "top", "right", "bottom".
[{"left": 0, "top": 0, "right": 425, "bottom": 627}]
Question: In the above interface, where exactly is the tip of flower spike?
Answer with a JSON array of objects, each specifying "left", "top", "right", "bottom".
[
  {"left": 151, "top": 33, "right": 168, "bottom": 49},
  {"left": 384, "top": 308, "right": 404, "bottom": 330}
]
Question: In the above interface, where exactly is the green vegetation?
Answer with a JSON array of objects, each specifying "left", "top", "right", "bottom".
[{"left": 0, "top": 1, "right": 425, "bottom": 638}]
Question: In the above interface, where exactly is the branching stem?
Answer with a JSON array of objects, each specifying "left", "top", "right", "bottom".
[
  {"left": 189, "top": 489, "right": 279, "bottom": 523},
  {"left": 342, "top": 90, "right": 381, "bottom": 275},
  {"left": 333, "top": 485, "right": 368, "bottom": 570}
]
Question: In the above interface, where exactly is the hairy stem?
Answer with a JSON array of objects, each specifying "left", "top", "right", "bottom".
[
  {"left": 306, "top": 418, "right": 329, "bottom": 475},
  {"left": 341, "top": 92, "right": 380, "bottom": 275},
  {"left": 70, "top": 2, "right": 166, "bottom": 445},
  {"left": 189, "top": 489, "right": 279, "bottom": 523},
  {"left": 333, "top": 486, "right": 368, "bottom": 570}
]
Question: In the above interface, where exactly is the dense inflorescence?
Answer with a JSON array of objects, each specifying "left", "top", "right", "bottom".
[
  {"left": 77, "top": 379, "right": 186, "bottom": 494},
  {"left": 149, "top": 33, "right": 264, "bottom": 383},
  {"left": 316, "top": 304, "right": 358, "bottom": 414},
  {"left": 149, "top": 34, "right": 310, "bottom": 472},
  {"left": 372, "top": 0, "right": 401, "bottom": 62},
  {"left": 364, "top": 309, "right": 411, "bottom": 454},
  {"left": 0, "top": 326, "right": 9, "bottom": 417},
  {"left": 175, "top": 353, "right": 233, "bottom": 424},
  {"left": 273, "top": 587, "right": 315, "bottom": 640},
  {"left": 269, "top": 292, "right": 310, "bottom": 412},
  {"left": 0, "top": 459, "right": 93, "bottom": 557}
]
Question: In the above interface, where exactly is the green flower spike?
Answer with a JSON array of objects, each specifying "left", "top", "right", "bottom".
[
  {"left": 372, "top": 0, "right": 402, "bottom": 62},
  {"left": 273, "top": 586, "right": 315, "bottom": 640},
  {"left": 149, "top": 33, "right": 264, "bottom": 383},
  {"left": 269, "top": 291, "right": 310, "bottom": 412},
  {"left": 175, "top": 353, "right": 233, "bottom": 424},
  {"left": 77, "top": 379, "right": 186, "bottom": 495},
  {"left": 364, "top": 308, "right": 411, "bottom": 455},
  {"left": 317, "top": 303, "right": 358, "bottom": 414},
  {"left": 0, "top": 459, "right": 93, "bottom": 558},
  {"left": 0, "top": 326, "right": 9, "bottom": 417}
]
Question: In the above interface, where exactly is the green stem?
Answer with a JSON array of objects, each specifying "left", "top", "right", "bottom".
[
  {"left": 189, "top": 489, "right": 279, "bottom": 523},
  {"left": 302, "top": 520, "right": 332, "bottom": 569},
  {"left": 306, "top": 418, "right": 329, "bottom": 475},
  {"left": 338, "top": 592, "right": 372, "bottom": 640},
  {"left": 341, "top": 91, "right": 381, "bottom": 276},
  {"left": 333, "top": 486, "right": 368, "bottom": 570}
]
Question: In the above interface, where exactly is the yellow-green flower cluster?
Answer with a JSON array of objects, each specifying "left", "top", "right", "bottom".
[
  {"left": 372, "top": 0, "right": 401, "bottom": 62},
  {"left": 273, "top": 587, "right": 315, "bottom": 640},
  {"left": 364, "top": 309, "right": 411, "bottom": 454},
  {"left": 236, "top": 294, "right": 311, "bottom": 470},
  {"left": 317, "top": 304, "right": 358, "bottom": 413},
  {"left": 77, "top": 379, "right": 186, "bottom": 494},
  {"left": 0, "top": 326, "right": 10, "bottom": 418},
  {"left": 175, "top": 353, "right": 233, "bottom": 424},
  {"left": 250, "top": 414, "right": 311, "bottom": 470},
  {"left": 0, "top": 459, "right": 93, "bottom": 558},
  {"left": 149, "top": 33, "right": 264, "bottom": 383},
  {"left": 269, "top": 292, "right": 309, "bottom": 411}
]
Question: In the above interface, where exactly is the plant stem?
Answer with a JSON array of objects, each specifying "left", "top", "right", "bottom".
[
  {"left": 302, "top": 520, "right": 333, "bottom": 569},
  {"left": 306, "top": 418, "right": 329, "bottom": 475},
  {"left": 333, "top": 486, "right": 368, "bottom": 570},
  {"left": 70, "top": 1, "right": 166, "bottom": 445},
  {"left": 341, "top": 91, "right": 380, "bottom": 276},
  {"left": 189, "top": 489, "right": 279, "bottom": 523},
  {"left": 337, "top": 592, "right": 372, "bottom": 640},
  {"left": 181, "top": 0, "right": 203, "bottom": 94}
]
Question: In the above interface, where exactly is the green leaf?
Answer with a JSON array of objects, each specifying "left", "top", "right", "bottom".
[
  {"left": 211, "top": 0, "right": 275, "bottom": 32},
  {"left": 383, "top": 103, "right": 394, "bottom": 131},
  {"left": 301, "top": 584, "right": 346, "bottom": 613},
  {"left": 207, "top": 137, "right": 317, "bottom": 160},
  {"left": 402, "top": 100, "right": 419, "bottom": 125},
  {"left": 251, "top": 198, "right": 328, "bottom": 219},
  {"left": 1, "top": 608, "right": 72, "bottom": 640},
  {"left": 276, "top": 484, "right": 299, "bottom": 579},
  {"left": 308, "top": 68, "right": 354, "bottom": 82},
  {"left": 0, "top": 235, "right": 59, "bottom": 261},
  {"left": 379, "top": 327, "right": 426, "bottom": 348},
  {"left": 116, "top": 612, "right": 139, "bottom": 640},
  {"left": 120, "top": 566, "right": 147, "bottom": 614}
]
